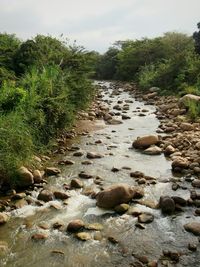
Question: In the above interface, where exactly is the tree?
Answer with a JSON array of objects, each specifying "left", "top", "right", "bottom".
[{"left": 193, "top": 22, "right": 200, "bottom": 55}]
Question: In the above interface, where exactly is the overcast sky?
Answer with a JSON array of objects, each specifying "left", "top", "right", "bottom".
[{"left": 0, "top": 0, "right": 200, "bottom": 52}]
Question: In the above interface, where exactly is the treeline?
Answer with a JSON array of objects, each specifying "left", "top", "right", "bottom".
[
  {"left": 0, "top": 34, "right": 95, "bottom": 185},
  {"left": 95, "top": 24, "right": 200, "bottom": 96}
]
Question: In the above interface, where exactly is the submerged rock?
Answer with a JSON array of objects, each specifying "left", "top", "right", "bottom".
[
  {"left": 76, "top": 232, "right": 91, "bottom": 241},
  {"left": 159, "top": 196, "right": 175, "bottom": 214},
  {"left": 0, "top": 212, "right": 9, "bottom": 225}
]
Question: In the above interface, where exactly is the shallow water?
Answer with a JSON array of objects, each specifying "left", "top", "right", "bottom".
[{"left": 0, "top": 82, "right": 200, "bottom": 267}]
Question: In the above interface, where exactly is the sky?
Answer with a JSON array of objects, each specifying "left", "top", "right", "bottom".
[{"left": 0, "top": 0, "right": 200, "bottom": 52}]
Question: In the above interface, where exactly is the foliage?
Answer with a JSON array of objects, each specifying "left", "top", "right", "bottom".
[
  {"left": 193, "top": 22, "right": 200, "bottom": 55},
  {"left": 0, "top": 33, "right": 94, "bottom": 184}
]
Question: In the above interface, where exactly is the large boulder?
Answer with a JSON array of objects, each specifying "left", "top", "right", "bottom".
[
  {"left": 17, "top": 166, "right": 34, "bottom": 187},
  {"left": 184, "top": 222, "right": 200, "bottom": 235},
  {"left": 172, "top": 157, "right": 189, "bottom": 170},
  {"left": 179, "top": 94, "right": 200, "bottom": 109},
  {"left": 96, "top": 183, "right": 135, "bottom": 209},
  {"left": 38, "top": 190, "right": 54, "bottom": 202},
  {"left": 132, "top": 135, "right": 159, "bottom": 149},
  {"left": 159, "top": 196, "right": 175, "bottom": 214}
]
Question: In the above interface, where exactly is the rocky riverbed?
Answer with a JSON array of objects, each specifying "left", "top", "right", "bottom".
[{"left": 0, "top": 81, "right": 200, "bottom": 267}]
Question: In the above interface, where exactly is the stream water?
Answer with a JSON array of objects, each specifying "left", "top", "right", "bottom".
[{"left": 0, "top": 82, "right": 199, "bottom": 267}]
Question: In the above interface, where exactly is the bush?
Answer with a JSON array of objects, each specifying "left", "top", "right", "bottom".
[{"left": 0, "top": 112, "right": 33, "bottom": 182}]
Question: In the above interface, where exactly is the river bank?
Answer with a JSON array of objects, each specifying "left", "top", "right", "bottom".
[{"left": 0, "top": 81, "right": 200, "bottom": 267}]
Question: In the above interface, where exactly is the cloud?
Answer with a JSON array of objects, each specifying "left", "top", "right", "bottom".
[{"left": 0, "top": 0, "right": 200, "bottom": 52}]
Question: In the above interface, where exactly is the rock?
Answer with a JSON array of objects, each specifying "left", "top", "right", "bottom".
[
  {"left": 67, "top": 219, "right": 84, "bottom": 232},
  {"left": 0, "top": 241, "right": 9, "bottom": 255},
  {"left": 58, "top": 159, "right": 75, "bottom": 165},
  {"left": 70, "top": 178, "right": 83, "bottom": 188},
  {"left": 179, "top": 94, "right": 200, "bottom": 109},
  {"left": 127, "top": 207, "right": 142, "bottom": 216},
  {"left": 138, "top": 213, "right": 154, "bottom": 223},
  {"left": 171, "top": 196, "right": 187, "bottom": 206},
  {"left": 148, "top": 260, "right": 158, "bottom": 267},
  {"left": 17, "top": 166, "right": 34, "bottom": 187},
  {"left": 51, "top": 250, "right": 65, "bottom": 256},
  {"left": 93, "top": 231, "right": 103, "bottom": 241},
  {"left": 130, "top": 171, "right": 144, "bottom": 178},
  {"left": 96, "top": 183, "right": 135, "bottom": 209},
  {"left": 76, "top": 232, "right": 91, "bottom": 241},
  {"left": 164, "top": 145, "right": 176, "bottom": 156},
  {"left": 159, "top": 196, "right": 175, "bottom": 214},
  {"left": 107, "top": 119, "right": 123, "bottom": 125},
  {"left": 73, "top": 151, "right": 84, "bottom": 157},
  {"left": 0, "top": 213, "right": 9, "bottom": 225},
  {"left": 180, "top": 122, "right": 194, "bottom": 131},
  {"left": 38, "top": 190, "right": 54, "bottom": 202},
  {"left": 143, "top": 145, "right": 162, "bottom": 155},
  {"left": 122, "top": 114, "right": 131, "bottom": 120},
  {"left": 13, "top": 199, "right": 28, "bottom": 209},
  {"left": 79, "top": 171, "right": 93, "bottom": 179},
  {"left": 132, "top": 135, "right": 159, "bottom": 149},
  {"left": 184, "top": 222, "right": 200, "bottom": 235},
  {"left": 81, "top": 160, "right": 93, "bottom": 165},
  {"left": 33, "top": 170, "right": 43, "bottom": 183},
  {"left": 149, "top": 87, "right": 160, "bottom": 93},
  {"left": 114, "top": 203, "right": 130, "bottom": 214},
  {"left": 188, "top": 242, "right": 197, "bottom": 251},
  {"left": 172, "top": 157, "right": 189, "bottom": 170},
  {"left": 11, "top": 192, "right": 26, "bottom": 200},
  {"left": 45, "top": 167, "right": 61, "bottom": 176},
  {"left": 31, "top": 233, "right": 48, "bottom": 240},
  {"left": 54, "top": 191, "right": 69, "bottom": 200},
  {"left": 86, "top": 152, "right": 104, "bottom": 159},
  {"left": 192, "top": 179, "right": 200, "bottom": 188},
  {"left": 108, "top": 236, "right": 118, "bottom": 244},
  {"left": 85, "top": 223, "right": 103, "bottom": 231}
]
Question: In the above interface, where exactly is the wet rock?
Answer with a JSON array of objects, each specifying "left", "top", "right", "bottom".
[
  {"left": 184, "top": 222, "right": 200, "bottom": 235},
  {"left": 54, "top": 191, "right": 69, "bottom": 200},
  {"left": 38, "top": 190, "right": 54, "bottom": 202},
  {"left": 96, "top": 184, "right": 136, "bottom": 209},
  {"left": 11, "top": 192, "right": 26, "bottom": 200},
  {"left": 172, "top": 157, "right": 189, "bottom": 170},
  {"left": 192, "top": 179, "right": 200, "bottom": 188},
  {"left": 0, "top": 213, "right": 9, "bottom": 225},
  {"left": 45, "top": 167, "right": 61, "bottom": 176},
  {"left": 76, "top": 232, "right": 91, "bottom": 241},
  {"left": 114, "top": 203, "right": 130, "bottom": 214},
  {"left": 79, "top": 171, "right": 93, "bottom": 179},
  {"left": 13, "top": 199, "right": 28, "bottom": 209},
  {"left": 122, "top": 114, "right": 131, "bottom": 120},
  {"left": 70, "top": 178, "right": 83, "bottom": 189},
  {"left": 111, "top": 167, "right": 120, "bottom": 172},
  {"left": 159, "top": 196, "right": 175, "bottom": 214},
  {"left": 85, "top": 223, "right": 103, "bottom": 231},
  {"left": 107, "top": 118, "right": 123, "bottom": 125},
  {"left": 31, "top": 233, "right": 48, "bottom": 240},
  {"left": 135, "top": 223, "right": 145, "bottom": 229},
  {"left": 81, "top": 160, "right": 93, "bottom": 165},
  {"left": 171, "top": 196, "right": 187, "bottom": 206},
  {"left": 51, "top": 250, "right": 65, "bottom": 256},
  {"left": 0, "top": 241, "right": 9, "bottom": 255},
  {"left": 132, "top": 135, "right": 159, "bottom": 149},
  {"left": 86, "top": 152, "right": 104, "bottom": 159},
  {"left": 33, "top": 170, "right": 43, "bottom": 183},
  {"left": 17, "top": 166, "right": 34, "bottom": 187},
  {"left": 93, "top": 231, "right": 103, "bottom": 241},
  {"left": 143, "top": 145, "right": 162, "bottom": 155},
  {"left": 188, "top": 242, "right": 197, "bottom": 251},
  {"left": 127, "top": 207, "right": 142, "bottom": 216},
  {"left": 138, "top": 213, "right": 154, "bottom": 223},
  {"left": 108, "top": 236, "right": 118, "bottom": 244},
  {"left": 67, "top": 219, "right": 84, "bottom": 232},
  {"left": 130, "top": 171, "right": 144, "bottom": 178},
  {"left": 52, "top": 220, "right": 65, "bottom": 230},
  {"left": 38, "top": 222, "right": 50, "bottom": 230},
  {"left": 58, "top": 159, "right": 75, "bottom": 165},
  {"left": 73, "top": 151, "right": 84, "bottom": 157},
  {"left": 147, "top": 260, "right": 158, "bottom": 267},
  {"left": 164, "top": 145, "right": 176, "bottom": 156}
]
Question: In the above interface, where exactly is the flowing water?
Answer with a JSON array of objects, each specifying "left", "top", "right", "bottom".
[{"left": 0, "top": 82, "right": 199, "bottom": 267}]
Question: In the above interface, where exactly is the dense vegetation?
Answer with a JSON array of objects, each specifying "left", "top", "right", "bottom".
[
  {"left": 95, "top": 25, "right": 200, "bottom": 97},
  {"left": 0, "top": 34, "right": 95, "bottom": 185}
]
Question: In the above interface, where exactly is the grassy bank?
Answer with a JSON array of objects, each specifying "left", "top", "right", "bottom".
[{"left": 0, "top": 34, "right": 95, "bottom": 186}]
